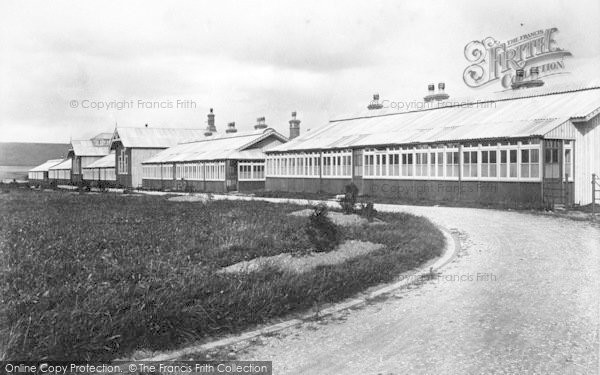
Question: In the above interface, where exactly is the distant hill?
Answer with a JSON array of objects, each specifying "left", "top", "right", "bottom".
[{"left": 0, "top": 142, "right": 70, "bottom": 166}]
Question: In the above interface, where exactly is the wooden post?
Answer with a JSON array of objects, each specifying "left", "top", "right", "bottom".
[
  {"left": 319, "top": 150, "right": 323, "bottom": 194},
  {"left": 540, "top": 139, "right": 545, "bottom": 209},
  {"left": 458, "top": 144, "right": 463, "bottom": 203},
  {"left": 564, "top": 173, "right": 569, "bottom": 208},
  {"left": 593, "top": 174, "right": 596, "bottom": 219}
]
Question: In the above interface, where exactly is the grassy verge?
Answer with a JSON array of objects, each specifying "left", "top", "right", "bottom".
[{"left": 0, "top": 189, "right": 444, "bottom": 360}]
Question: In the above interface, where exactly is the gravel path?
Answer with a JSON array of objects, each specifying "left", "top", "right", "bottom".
[{"left": 234, "top": 204, "right": 600, "bottom": 374}]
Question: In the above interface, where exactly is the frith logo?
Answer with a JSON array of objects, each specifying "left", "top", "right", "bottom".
[{"left": 463, "top": 27, "right": 572, "bottom": 89}]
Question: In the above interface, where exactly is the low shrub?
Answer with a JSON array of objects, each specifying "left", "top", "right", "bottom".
[
  {"left": 97, "top": 181, "right": 110, "bottom": 192},
  {"left": 305, "top": 204, "right": 340, "bottom": 252},
  {"left": 76, "top": 181, "right": 91, "bottom": 193},
  {"left": 359, "top": 201, "right": 377, "bottom": 222},
  {"left": 339, "top": 183, "right": 359, "bottom": 214},
  {"left": 184, "top": 180, "right": 194, "bottom": 194}
]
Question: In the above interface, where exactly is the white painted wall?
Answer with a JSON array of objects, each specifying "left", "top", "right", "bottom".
[
  {"left": 573, "top": 113, "right": 600, "bottom": 205},
  {"left": 131, "top": 148, "right": 165, "bottom": 188}
]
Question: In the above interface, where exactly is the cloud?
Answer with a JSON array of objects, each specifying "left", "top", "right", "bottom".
[{"left": 0, "top": 0, "right": 598, "bottom": 142}]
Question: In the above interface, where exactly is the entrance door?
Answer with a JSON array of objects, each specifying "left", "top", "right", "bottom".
[
  {"left": 543, "top": 140, "right": 567, "bottom": 206},
  {"left": 226, "top": 160, "right": 238, "bottom": 192},
  {"left": 352, "top": 149, "right": 363, "bottom": 193}
]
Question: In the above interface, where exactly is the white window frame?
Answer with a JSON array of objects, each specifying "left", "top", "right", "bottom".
[
  {"left": 321, "top": 150, "right": 352, "bottom": 179},
  {"left": 461, "top": 145, "right": 479, "bottom": 180},
  {"left": 118, "top": 149, "right": 128, "bottom": 175},
  {"left": 238, "top": 161, "right": 266, "bottom": 181},
  {"left": 266, "top": 152, "right": 323, "bottom": 178},
  {"left": 563, "top": 141, "right": 574, "bottom": 182}
]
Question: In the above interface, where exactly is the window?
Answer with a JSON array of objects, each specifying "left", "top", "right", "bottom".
[
  {"left": 267, "top": 151, "right": 349, "bottom": 179},
  {"left": 520, "top": 149, "right": 539, "bottom": 178},
  {"left": 402, "top": 153, "right": 414, "bottom": 176},
  {"left": 436, "top": 152, "right": 444, "bottom": 177},
  {"left": 321, "top": 150, "right": 352, "bottom": 178},
  {"left": 104, "top": 168, "right": 116, "bottom": 181},
  {"left": 172, "top": 162, "right": 204, "bottom": 180},
  {"left": 363, "top": 146, "right": 447, "bottom": 179},
  {"left": 118, "top": 149, "right": 128, "bottom": 174},
  {"left": 390, "top": 153, "right": 400, "bottom": 176},
  {"left": 238, "top": 162, "right": 265, "bottom": 181},
  {"left": 364, "top": 154, "right": 374, "bottom": 176},
  {"left": 201, "top": 162, "right": 226, "bottom": 181},
  {"left": 481, "top": 150, "right": 497, "bottom": 178},
  {"left": 564, "top": 142, "right": 573, "bottom": 181},
  {"left": 446, "top": 151, "right": 459, "bottom": 178},
  {"left": 499, "top": 150, "right": 508, "bottom": 178},
  {"left": 267, "top": 152, "right": 322, "bottom": 178},
  {"left": 83, "top": 168, "right": 94, "bottom": 180},
  {"left": 509, "top": 149, "right": 517, "bottom": 178},
  {"left": 429, "top": 152, "right": 436, "bottom": 177},
  {"left": 323, "top": 156, "right": 331, "bottom": 176},
  {"left": 415, "top": 152, "right": 428, "bottom": 177},
  {"left": 73, "top": 158, "right": 81, "bottom": 175},
  {"left": 462, "top": 151, "right": 478, "bottom": 178}
]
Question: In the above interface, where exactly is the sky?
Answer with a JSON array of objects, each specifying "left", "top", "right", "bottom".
[{"left": 1, "top": 0, "right": 599, "bottom": 143}]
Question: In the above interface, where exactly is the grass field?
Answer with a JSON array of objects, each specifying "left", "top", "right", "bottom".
[{"left": 0, "top": 188, "right": 444, "bottom": 360}]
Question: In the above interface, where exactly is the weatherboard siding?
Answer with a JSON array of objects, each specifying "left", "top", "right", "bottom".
[
  {"left": 131, "top": 148, "right": 164, "bottom": 188},
  {"left": 573, "top": 113, "right": 600, "bottom": 205}
]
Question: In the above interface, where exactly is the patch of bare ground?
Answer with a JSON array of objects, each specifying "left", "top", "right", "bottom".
[
  {"left": 288, "top": 208, "right": 384, "bottom": 226},
  {"left": 220, "top": 209, "right": 387, "bottom": 274},
  {"left": 167, "top": 194, "right": 209, "bottom": 203},
  {"left": 220, "top": 240, "right": 384, "bottom": 274}
]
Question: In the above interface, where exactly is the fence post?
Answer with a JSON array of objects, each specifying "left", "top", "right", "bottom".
[{"left": 564, "top": 173, "right": 569, "bottom": 207}]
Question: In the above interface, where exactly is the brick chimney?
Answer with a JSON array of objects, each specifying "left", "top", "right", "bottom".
[
  {"left": 289, "top": 111, "right": 301, "bottom": 140},
  {"left": 254, "top": 116, "right": 267, "bottom": 130},
  {"left": 424, "top": 83, "right": 449, "bottom": 102},
  {"left": 206, "top": 108, "right": 216, "bottom": 133},
  {"left": 226, "top": 122, "right": 237, "bottom": 134},
  {"left": 511, "top": 67, "right": 544, "bottom": 90},
  {"left": 367, "top": 94, "right": 383, "bottom": 110}
]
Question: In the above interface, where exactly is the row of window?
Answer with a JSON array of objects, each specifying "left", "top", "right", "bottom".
[
  {"left": 264, "top": 141, "right": 574, "bottom": 182},
  {"left": 48, "top": 169, "right": 71, "bottom": 180},
  {"left": 28, "top": 171, "right": 44, "bottom": 180},
  {"left": 238, "top": 162, "right": 266, "bottom": 181},
  {"left": 82, "top": 168, "right": 116, "bottom": 181},
  {"left": 142, "top": 162, "right": 227, "bottom": 181},
  {"left": 266, "top": 150, "right": 353, "bottom": 178},
  {"left": 364, "top": 148, "right": 461, "bottom": 178},
  {"left": 364, "top": 144, "right": 543, "bottom": 181}
]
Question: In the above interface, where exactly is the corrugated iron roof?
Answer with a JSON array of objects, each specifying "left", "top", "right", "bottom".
[
  {"left": 331, "top": 80, "right": 600, "bottom": 121},
  {"left": 272, "top": 86, "right": 600, "bottom": 152},
  {"left": 143, "top": 129, "right": 286, "bottom": 163},
  {"left": 29, "top": 159, "right": 64, "bottom": 172},
  {"left": 83, "top": 151, "right": 115, "bottom": 169},
  {"left": 48, "top": 159, "right": 72, "bottom": 170},
  {"left": 70, "top": 140, "right": 110, "bottom": 156},
  {"left": 111, "top": 127, "right": 208, "bottom": 148}
]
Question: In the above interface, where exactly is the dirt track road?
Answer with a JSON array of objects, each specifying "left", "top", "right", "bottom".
[{"left": 238, "top": 205, "right": 600, "bottom": 374}]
